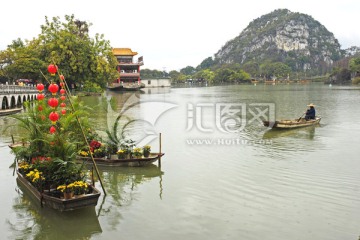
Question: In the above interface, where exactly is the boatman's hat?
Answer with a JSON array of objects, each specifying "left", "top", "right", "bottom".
[{"left": 307, "top": 103, "right": 315, "bottom": 107}]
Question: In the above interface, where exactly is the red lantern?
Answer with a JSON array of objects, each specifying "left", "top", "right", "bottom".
[
  {"left": 60, "top": 82, "right": 65, "bottom": 88},
  {"left": 48, "top": 98, "right": 59, "bottom": 108},
  {"left": 60, "top": 96, "right": 66, "bottom": 101},
  {"left": 49, "top": 112, "right": 59, "bottom": 124},
  {"left": 48, "top": 83, "right": 59, "bottom": 95},
  {"left": 60, "top": 75, "right": 65, "bottom": 81},
  {"left": 37, "top": 94, "right": 45, "bottom": 101},
  {"left": 60, "top": 102, "right": 66, "bottom": 108},
  {"left": 48, "top": 64, "right": 57, "bottom": 76},
  {"left": 49, "top": 126, "right": 56, "bottom": 134},
  {"left": 60, "top": 89, "right": 66, "bottom": 95},
  {"left": 61, "top": 109, "right": 66, "bottom": 115},
  {"left": 36, "top": 83, "right": 44, "bottom": 92}
]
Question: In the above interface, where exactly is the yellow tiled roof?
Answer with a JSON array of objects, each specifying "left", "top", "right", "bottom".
[{"left": 112, "top": 48, "right": 138, "bottom": 56}]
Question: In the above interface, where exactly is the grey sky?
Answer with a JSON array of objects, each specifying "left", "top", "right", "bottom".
[{"left": 1, "top": 0, "right": 358, "bottom": 71}]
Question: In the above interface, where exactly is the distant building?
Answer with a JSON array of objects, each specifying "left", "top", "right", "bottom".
[
  {"left": 108, "top": 48, "right": 144, "bottom": 91},
  {"left": 141, "top": 78, "right": 171, "bottom": 88}
]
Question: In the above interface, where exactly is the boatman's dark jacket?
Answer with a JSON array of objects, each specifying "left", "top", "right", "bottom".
[{"left": 305, "top": 107, "right": 316, "bottom": 120}]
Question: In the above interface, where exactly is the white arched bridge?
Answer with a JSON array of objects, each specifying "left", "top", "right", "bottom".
[{"left": 0, "top": 85, "right": 37, "bottom": 110}]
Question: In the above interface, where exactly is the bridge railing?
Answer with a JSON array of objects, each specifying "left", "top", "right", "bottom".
[{"left": 0, "top": 84, "right": 38, "bottom": 94}]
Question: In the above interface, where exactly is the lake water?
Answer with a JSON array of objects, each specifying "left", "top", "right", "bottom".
[{"left": 1, "top": 83, "right": 360, "bottom": 240}]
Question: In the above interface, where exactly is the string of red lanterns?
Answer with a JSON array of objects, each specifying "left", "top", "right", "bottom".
[{"left": 35, "top": 64, "right": 69, "bottom": 134}]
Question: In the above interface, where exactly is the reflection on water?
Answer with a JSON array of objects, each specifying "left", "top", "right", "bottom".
[{"left": 89, "top": 164, "right": 164, "bottom": 230}]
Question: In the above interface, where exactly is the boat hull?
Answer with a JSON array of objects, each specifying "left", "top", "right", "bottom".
[
  {"left": 78, "top": 153, "right": 164, "bottom": 167},
  {"left": 263, "top": 117, "right": 321, "bottom": 129},
  {"left": 16, "top": 171, "right": 101, "bottom": 211},
  {"left": 0, "top": 107, "right": 22, "bottom": 116}
]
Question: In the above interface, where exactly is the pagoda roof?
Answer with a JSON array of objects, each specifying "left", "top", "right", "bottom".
[{"left": 112, "top": 48, "right": 138, "bottom": 56}]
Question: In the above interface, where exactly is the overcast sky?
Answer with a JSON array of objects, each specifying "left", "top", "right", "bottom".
[{"left": 1, "top": 0, "right": 359, "bottom": 71}]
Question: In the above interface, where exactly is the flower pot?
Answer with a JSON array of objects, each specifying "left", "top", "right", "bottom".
[
  {"left": 143, "top": 151, "right": 150, "bottom": 158},
  {"left": 63, "top": 191, "right": 74, "bottom": 199}
]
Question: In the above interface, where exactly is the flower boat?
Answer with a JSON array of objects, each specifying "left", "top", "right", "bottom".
[
  {"left": 9, "top": 64, "right": 106, "bottom": 211},
  {"left": 16, "top": 169, "right": 101, "bottom": 212},
  {"left": 77, "top": 153, "right": 165, "bottom": 167},
  {"left": 263, "top": 117, "right": 321, "bottom": 129}
]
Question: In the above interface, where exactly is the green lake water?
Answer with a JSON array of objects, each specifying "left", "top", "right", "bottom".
[{"left": 1, "top": 83, "right": 360, "bottom": 240}]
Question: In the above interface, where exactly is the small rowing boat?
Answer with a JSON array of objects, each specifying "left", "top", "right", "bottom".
[
  {"left": 263, "top": 117, "right": 321, "bottom": 129},
  {"left": 77, "top": 153, "right": 164, "bottom": 167}
]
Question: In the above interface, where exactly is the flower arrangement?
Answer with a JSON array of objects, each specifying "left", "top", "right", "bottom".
[
  {"left": 73, "top": 181, "right": 89, "bottom": 195},
  {"left": 142, "top": 145, "right": 151, "bottom": 157},
  {"left": 57, "top": 183, "right": 75, "bottom": 193},
  {"left": 26, "top": 169, "right": 45, "bottom": 183},
  {"left": 31, "top": 156, "right": 51, "bottom": 164},
  {"left": 57, "top": 180, "right": 89, "bottom": 197},
  {"left": 89, "top": 140, "right": 101, "bottom": 151},
  {"left": 132, "top": 147, "right": 142, "bottom": 158},
  {"left": 117, "top": 149, "right": 127, "bottom": 159},
  {"left": 93, "top": 144, "right": 106, "bottom": 158},
  {"left": 18, "top": 162, "right": 31, "bottom": 174}
]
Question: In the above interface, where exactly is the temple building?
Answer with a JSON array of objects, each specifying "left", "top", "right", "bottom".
[{"left": 108, "top": 48, "right": 144, "bottom": 91}]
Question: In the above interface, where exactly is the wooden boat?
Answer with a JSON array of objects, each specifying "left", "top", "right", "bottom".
[
  {"left": 78, "top": 153, "right": 164, "bottom": 167},
  {"left": 0, "top": 107, "right": 22, "bottom": 116},
  {"left": 263, "top": 117, "right": 321, "bottom": 129},
  {"left": 16, "top": 170, "right": 101, "bottom": 211}
]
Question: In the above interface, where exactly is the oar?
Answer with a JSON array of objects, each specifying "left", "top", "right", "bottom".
[{"left": 297, "top": 111, "right": 306, "bottom": 122}]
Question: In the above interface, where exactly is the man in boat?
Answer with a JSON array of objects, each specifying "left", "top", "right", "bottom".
[{"left": 305, "top": 103, "right": 316, "bottom": 120}]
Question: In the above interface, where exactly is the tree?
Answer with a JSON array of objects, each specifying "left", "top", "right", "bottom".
[
  {"left": 0, "top": 15, "right": 118, "bottom": 88},
  {"left": 37, "top": 15, "right": 118, "bottom": 88},
  {"left": 349, "top": 57, "right": 360, "bottom": 73},
  {"left": 196, "top": 57, "right": 214, "bottom": 70},
  {"left": 180, "top": 66, "right": 195, "bottom": 75}
]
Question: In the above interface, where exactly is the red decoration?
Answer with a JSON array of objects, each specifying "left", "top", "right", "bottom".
[
  {"left": 36, "top": 83, "right": 44, "bottom": 92},
  {"left": 60, "top": 96, "right": 66, "bottom": 101},
  {"left": 61, "top": 109, "right": 66, "bottom": 115},
  {"left": 60, "top": 82, "right": 65, "bottom": 88},
  {"left": 48, "top": 64, "right": 57, "bottom": 76},
  {"left": 48, "top": 98, "right": 59, "bottom": 108},
  {"left": 37, "top": 94, "right": 45, "bottom": 101},
  {"left": 60, "top": 75, "right": 65, "bottom": 81},
  {"left": 49, "top": 112, "right": 59, "bottom": 124},
  {"left": 60, "top": 89, "right": 66, "bottom": 95},
  {"left": 38, "top": 105, "right": 43, "bottom": 111},
  {"left": 48, "top": 83, "right": 59, "bottom": 95},
  {"left": 49, "top": 126, "right": 56, "bottom": 134},
  {"left": 60, "top": 102, "right": 66, "bottom": 108}
]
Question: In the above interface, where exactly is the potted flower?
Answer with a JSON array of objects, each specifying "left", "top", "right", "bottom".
[
  {"left": 93, "top": 144, "right": 106, "bottom": 158},
  {"left": 26, "top": 169, "right": 45, "bottom": 191},
  {"left": 57, "top": 183, "right": 75, "bottom": 199},
  {"left": 142, "top": 145, "right": 151, "bottom": 157},
  {"left": 73, "top": 180, "right": 89, "bottom": 197},
  {"left": 132, "top": 147, "right": 143, "bottom": 158},
  {"left": 106, "top": 142, "right": 118, "bottom": 160},
  {"left": 117, "top": 149, "right": 127, "bottom": 159}
]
